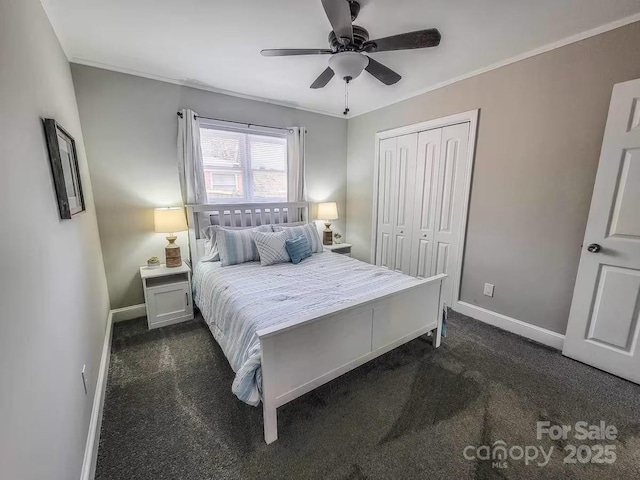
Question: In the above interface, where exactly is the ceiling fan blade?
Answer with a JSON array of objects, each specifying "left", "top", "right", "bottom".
[
  {"left": 261, "top": 49, "right": 333, "bottom": 57},
  {"left": 310, "top": 67, "right": 335, "bottom": 89},
  {"left": 367, "top": 28, "right": 441, "bottom": 52},
  {"left": 321, "top": 0, "right": 353, "bottom": 44},
  {"left": 365, "top": 57, "right": 401, "bottom": 85}
]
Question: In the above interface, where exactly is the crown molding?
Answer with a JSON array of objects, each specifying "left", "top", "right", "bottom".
[
  {"left": 67, "top": 13, "right": 640, "bottom": 120},
  {"left": 69, "top": 57, "right": 347, "bottom": 119},
  {"left": 349, "top": 13, "right": 640, "bottom": 118}
]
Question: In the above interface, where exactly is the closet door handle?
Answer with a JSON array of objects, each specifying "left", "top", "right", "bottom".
[{"left": 186, "top": 292, "right": 189, "bottom": 306}]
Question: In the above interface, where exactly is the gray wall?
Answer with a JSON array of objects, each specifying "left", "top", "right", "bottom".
[
  {"left": 71, "top": 65, "right": 348, "bottom": 308},
  {"left": 0, "top": 1, "right": 111, "bottom": 479},
  {"left": 347, "top": 22, "right": 640, "bottom": 334}
]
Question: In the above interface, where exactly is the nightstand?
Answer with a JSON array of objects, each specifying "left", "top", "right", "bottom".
[
  {"left": 140, "top": 263, "right": 194, "bottom": 330},
  {"left": 323, "top": 243, "right": 352, "bottom": 256}
]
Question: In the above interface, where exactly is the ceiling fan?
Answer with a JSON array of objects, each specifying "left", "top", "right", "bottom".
[{"left": 261, "top": 0, "right": 441, "bottom": 114}]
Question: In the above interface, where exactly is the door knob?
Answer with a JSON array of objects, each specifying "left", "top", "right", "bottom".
[{"left": 587, "top": 243, "right": 601, "bottom": 253}]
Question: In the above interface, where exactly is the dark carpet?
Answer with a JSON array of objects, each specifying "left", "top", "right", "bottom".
[{"left": 96, "top": 312, "right": 640, "bottom": 480}]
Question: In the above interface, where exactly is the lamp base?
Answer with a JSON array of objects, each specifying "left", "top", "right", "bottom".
[
  {"left": 165, "top": 235, "right": 182, "bottom": 267},
  {"left": 323, "top": 222, "right": 333, "bottom": 246}
]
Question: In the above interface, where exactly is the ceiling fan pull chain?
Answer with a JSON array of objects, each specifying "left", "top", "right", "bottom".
[{"left": 343, "top": 79, "right": 350, "bottom": 116}]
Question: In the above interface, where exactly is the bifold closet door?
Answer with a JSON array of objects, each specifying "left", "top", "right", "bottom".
[
  {"left": 375, "top": 134, "right": 418, "bottom": 274},
  {"left": 392, "top": 134, "right": 418, "bottom": 274},
  {"left": 375, "top": 138, "right": 397, "bottom": 269},
  {"left": 376, "top": 122, "right": 470, "bottom": 306},
  {"left": 430, "top": 122, "right": 470, "bottom": 306},
  {"left": 410, "top": 128, "right": 442, "bottom": 278}
]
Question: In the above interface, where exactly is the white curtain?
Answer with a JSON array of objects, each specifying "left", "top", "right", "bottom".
[
  {"left": 287, "top": 127, "right": 306, "bottom": 202},
  {"left": 177, "top": 109, "right": 207, "bottom": 205}
]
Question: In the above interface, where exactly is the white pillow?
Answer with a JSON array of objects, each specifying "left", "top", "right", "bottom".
[
  {"left": 272, "top": 223, "right": 323, "bottom": 253},
  {"left": 252, "top": 230, "right": 291, "bottom": 266},
  {"left": 201, "top": 234, "right": 219, "bottom": 263}
]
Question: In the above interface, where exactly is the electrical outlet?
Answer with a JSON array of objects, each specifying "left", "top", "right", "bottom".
[
  {"left": 81, "top": 364, "right": 88, "bottom": 395},
  {"left": 483, "top": 283, "right": 495, "bottom": 297}
]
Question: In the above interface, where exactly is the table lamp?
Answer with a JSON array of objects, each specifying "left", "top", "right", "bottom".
[
  {"left": 154, "top": 207, "right": 188, "bottom": 267},
  {"left": 317, "top": 202, "right": 338, "bottom": 246}
]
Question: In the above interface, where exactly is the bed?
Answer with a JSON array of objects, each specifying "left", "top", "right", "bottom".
[{"left": 186, "top": 202, "right": 446, "bottom": 443}]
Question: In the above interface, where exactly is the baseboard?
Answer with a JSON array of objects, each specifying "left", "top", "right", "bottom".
[
  {"left": 111, "top": 303, "right": 146, "bottom": 322},
  {"left": 80, "top": 309, "right": 114, "bottom": 480},
  {"left": 453, "top": 301, "right": 565, "bottom": 350}
]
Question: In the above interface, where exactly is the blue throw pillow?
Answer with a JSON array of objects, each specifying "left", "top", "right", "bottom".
[{"left": 285, "top": 235, "right": 312, "bottom": 264}]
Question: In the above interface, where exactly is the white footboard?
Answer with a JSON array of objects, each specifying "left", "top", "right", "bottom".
[{"left": 257, "top": 273, "right": 446, "bottom": 443}]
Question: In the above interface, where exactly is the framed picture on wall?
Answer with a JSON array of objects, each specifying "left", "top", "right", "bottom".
[{"left": 42, "top": 118, "right": 85, "bottom": 219}]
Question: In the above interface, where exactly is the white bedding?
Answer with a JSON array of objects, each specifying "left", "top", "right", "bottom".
[{"left": 192, "top": 252, "right": 420, "bottom": 406}]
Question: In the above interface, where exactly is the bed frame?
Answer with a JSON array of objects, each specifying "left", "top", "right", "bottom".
[{"left": 186, "top": 202, "right": 445, "bottom": 444}]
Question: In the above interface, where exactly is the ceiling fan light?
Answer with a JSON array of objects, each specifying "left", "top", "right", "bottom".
[{"left": 328, "top": 52, "right": 368, "bottom": 81}]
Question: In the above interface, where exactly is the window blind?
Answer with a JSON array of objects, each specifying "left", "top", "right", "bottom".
[{"left": 199, "top": 125, "right": 287, "bottom": 203}]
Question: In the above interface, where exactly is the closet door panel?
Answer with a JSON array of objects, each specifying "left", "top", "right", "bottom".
[
  {"left": 410, "top": 129, "right": 442, "bottom": 277},
  {"left": 415, "top": 238, "right": 431, "bottom": 278},
  {"left": 394, "top": 236, "right": 409, "bottom": 272},
  {"left": 392, "top": 134, "right": 418, "bottom": 274},
  {"left": 438, "top": 137, "right": 458, "bottom": 234},
  {"left": 375, "top": 138, "right": 397, "bottom": 269},
  {"left": 379, "top": 232, "right": 392, "bottom": 268},
  {"left": 435, "top": 242, "right": 450, "bottom": 274},
  {"left": 432, "top": 122, "right": 470, "bottom": 305}
]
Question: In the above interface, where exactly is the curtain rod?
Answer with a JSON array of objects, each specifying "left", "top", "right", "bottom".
[{"left": 177, "top": 111, "right": 297, "bottom": 133}]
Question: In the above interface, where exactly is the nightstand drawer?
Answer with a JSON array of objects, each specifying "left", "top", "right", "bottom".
[{"left": 146, "top": 281, "right": 193, "bottom": 329}]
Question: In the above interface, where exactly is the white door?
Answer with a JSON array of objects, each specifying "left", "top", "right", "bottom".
[
  {"left": 392, "top": 134, "right": 418, "bottom": 274},
  {"left": 375, "top": 137, "right": 397, "bottom": 269},
  {"left": 410, "top": 128, "right": 442, "bottom": 278},
  {"left": 563, "top": 79, "right": 640, "bottom": 384},
  {"left": 431, "top": 123, "right": 470, "bottom": 306}
]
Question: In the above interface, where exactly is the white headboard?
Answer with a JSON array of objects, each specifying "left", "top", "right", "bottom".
[{"left": 185, "top": 202, "right": 309, "bottom": 264}]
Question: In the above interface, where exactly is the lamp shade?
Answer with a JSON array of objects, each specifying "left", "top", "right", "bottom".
[
  {"left": 328, "top": 52, "right": 368, "bottom": 81},
  {"left": 317, "top": 202, "right": 338, "bottom": 221},
  {"left": 154, "top": 207, "right": 187, "bottom": 233}
]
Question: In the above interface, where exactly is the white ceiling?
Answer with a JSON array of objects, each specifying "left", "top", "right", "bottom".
[{"left": 42, "top": 0, "right": 640, "bottom": 118}]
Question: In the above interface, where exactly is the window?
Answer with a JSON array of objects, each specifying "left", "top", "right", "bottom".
[{"left": 199, "top": 124, "right": 288, "bottom": 203}]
